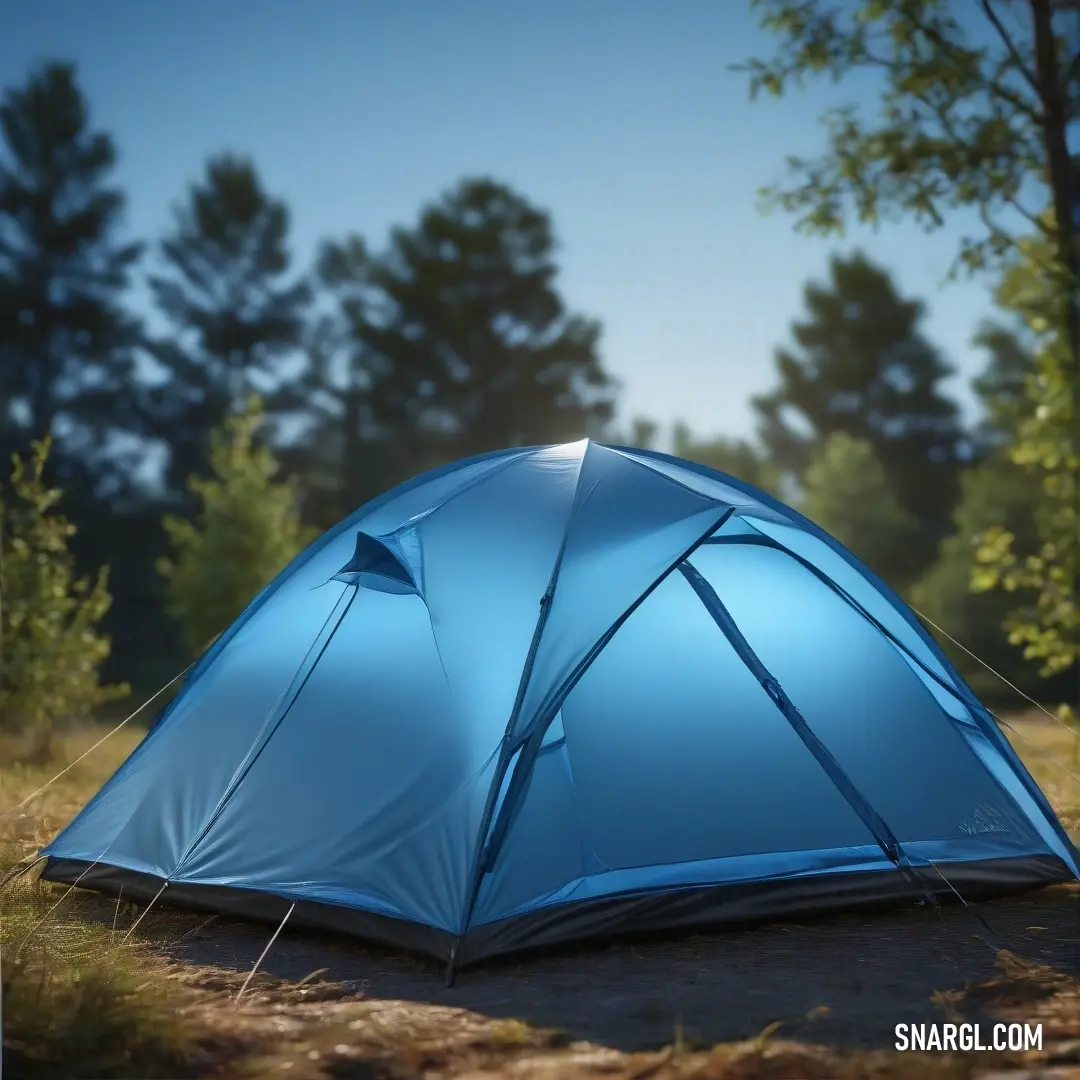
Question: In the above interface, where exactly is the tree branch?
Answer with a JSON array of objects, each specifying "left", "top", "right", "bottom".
[
  {"left": 903, "top": 3, "right": 1043, "bottom": 124},
  {"left": 1002, "top": 192, "right": 1048, "bottom": 232},
  {"left": 977, "top": 0, "right": 1042, "bottom": 97}
]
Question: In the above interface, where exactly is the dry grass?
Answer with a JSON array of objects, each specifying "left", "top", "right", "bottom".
[
  {"left": 0, "top": 724, "right": 146, "bottom": 861},
  {"left": 1, "top": 712, "right": 1079, "bottom": 1079},
  {"left": 0, "top": 875, "right": 229, "bottom": 1079},
  {"left": 0, "top": 726, "right": 246, "bottom": 1078}
]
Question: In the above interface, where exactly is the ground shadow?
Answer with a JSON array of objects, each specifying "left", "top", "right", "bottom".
[{"left": 156, "top": 883, "right": 1080, "bottom": 1052}]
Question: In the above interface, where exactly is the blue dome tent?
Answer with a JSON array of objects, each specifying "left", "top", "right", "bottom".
[{"left": 41, "top": 441, "right": 1079, "bottom": 976}]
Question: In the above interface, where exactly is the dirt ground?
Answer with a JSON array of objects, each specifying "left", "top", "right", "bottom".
[{"left": 161, "top": 880, "right": 1080, "bottom": 1053}]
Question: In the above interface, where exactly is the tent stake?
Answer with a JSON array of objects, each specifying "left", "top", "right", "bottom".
[{"left": 444, "top": 943, "right": 459, "bottom": 988}]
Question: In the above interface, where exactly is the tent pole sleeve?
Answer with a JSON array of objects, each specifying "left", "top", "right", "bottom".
[
  {"left": 451, "top": 509, "right": 738, "bottom": 976},
  {"left": 700, "top": 535, "right": 981, "bottom": 711},
  {"left": 677, "top": 561, "right": 910, "bottom": 868},
  {"left": 171, "top": 585, "right": 358, "bottom": 879},
  {"left": 447, "top": 453, "right": 594, "bottom": 980},
  {"left": 448, "top": 557, "right": 566, "bottom": 969},
  {"left": 699, "top": 533, "right": 1080, "bottom": 872},
  {"left": 452, "top": 504, "right": 737, "bottom": 971}
]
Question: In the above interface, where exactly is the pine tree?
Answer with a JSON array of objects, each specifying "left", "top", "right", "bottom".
[
  {"left": 753, "top": 252, "right": 964, "bottom": 577},
  {"left": 0, "top": 62, "right": 144, "bottom": 499},
  {"left": 157, "top": 398, "right": 317, "bottom": 655},
  {"left": 309, "top": 178, "right": 615, "bottom": 499},
  {"left": 145, "top": 154, "right": 309, "bottom": 503},
  {"left": 801, "top": 432, "right": 918, "bottom": 584}
]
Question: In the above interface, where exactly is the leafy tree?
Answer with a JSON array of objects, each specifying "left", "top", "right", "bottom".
[
  {"left": 800, "top": 431, "right": 917, "bottom": 582},
  {"left": 970, "top": 320, "right": 1038, "bottom": 452},
  {"left": 0, "top": 62, "right": 144, "bottom": 499},
  {"left": 972, "top": 237, "right": 1076, "bottom": 691},
  {"left": 910, "top": 317, "right": 1062, "bottom": 703},
  {"left": 753, "top": 251, "right": 964, "bottom": 576},
  {"left": 157, "top": 398, "right": 317, "bottom": 656},
  {"left": 741, "top": 0, "right": 1078, "bottom": 701},
  {"left": 145, "top": 155, "right": 309, "bottom": 503},
  {"left": 310, "top": 178, "right": 616, "bottom": 498},
  {"left": 740, "top": 0, "right": 1078, "bottom": 281},
  {"left": 911, "top": 452, "right": 1065, "bottom": 704},
  {"left": 672, "top": 421, "right": 783, "bottom": 495},
  {"left": 0, "top": 439, "right": 128, "bottom": 761}
]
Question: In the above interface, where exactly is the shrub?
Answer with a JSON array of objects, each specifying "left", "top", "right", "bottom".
[{"left": 0, "top": 441, "right": 128, "bottom": 761}]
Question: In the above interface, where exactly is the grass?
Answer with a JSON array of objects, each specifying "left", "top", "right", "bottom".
[
  {"left": 0, "top": 726, "right": 237, "bottom": 1079},
  {"left": 1, "top": 881, "right": 213, "bottom": 1079},
  {"left": 1, "top": 724, "right": 144, "bottom": 861},
  {"left": 1, "top": 712, "right": 1079, "bottom": 1079}
]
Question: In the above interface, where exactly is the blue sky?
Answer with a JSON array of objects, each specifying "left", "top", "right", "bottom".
[{"left": 5, "top": 0, "right": 1003, "bottom": 444}]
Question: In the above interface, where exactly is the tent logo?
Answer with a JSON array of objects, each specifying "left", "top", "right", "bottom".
[{"left": 957, "top": 804, "right": 1011, "bottom": 837}]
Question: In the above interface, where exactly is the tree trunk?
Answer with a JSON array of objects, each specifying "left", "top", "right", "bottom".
[{"left": 1030, "top": 0, "right": 1076, "bottom": 276}]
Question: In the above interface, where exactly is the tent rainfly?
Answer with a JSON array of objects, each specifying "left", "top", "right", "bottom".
[{"left": 41, "top": 441, "right": 1080, "bottom": 979}]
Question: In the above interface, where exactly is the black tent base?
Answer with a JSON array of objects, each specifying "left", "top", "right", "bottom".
[
  {"left": 40, "top": 857, "right": 453, "bottom": 965},
  {"left": 40, "top": 853, "right": 1073, "bottom": 975}
]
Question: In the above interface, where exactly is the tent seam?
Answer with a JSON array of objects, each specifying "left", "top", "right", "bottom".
[
  {"left": 457, "top": 503, "right": 736, "bottom": 953},
  {"left": 553, "top": 722, "right": 595, "bottom": 881},
  {"left": 604, "top": 444, "right": 756, "bottom": 509},
  {"left": 450, "top": 443, "right": 594, "bottom": 957}
]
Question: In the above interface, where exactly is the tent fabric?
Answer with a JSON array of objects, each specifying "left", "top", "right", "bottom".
[{"left": 41, "top": 440, "right": 1080, "bottom": 970}]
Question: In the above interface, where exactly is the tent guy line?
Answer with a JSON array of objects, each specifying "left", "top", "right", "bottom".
[
  {"left": 988, "top": 714, "right": 1080, "bottom": 788},
  {"left": 0, "top": 659, "right": 197, "bottom": 820},
  {"left": 911, "top": 605, "right": 1080, "bottom": 741}
]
